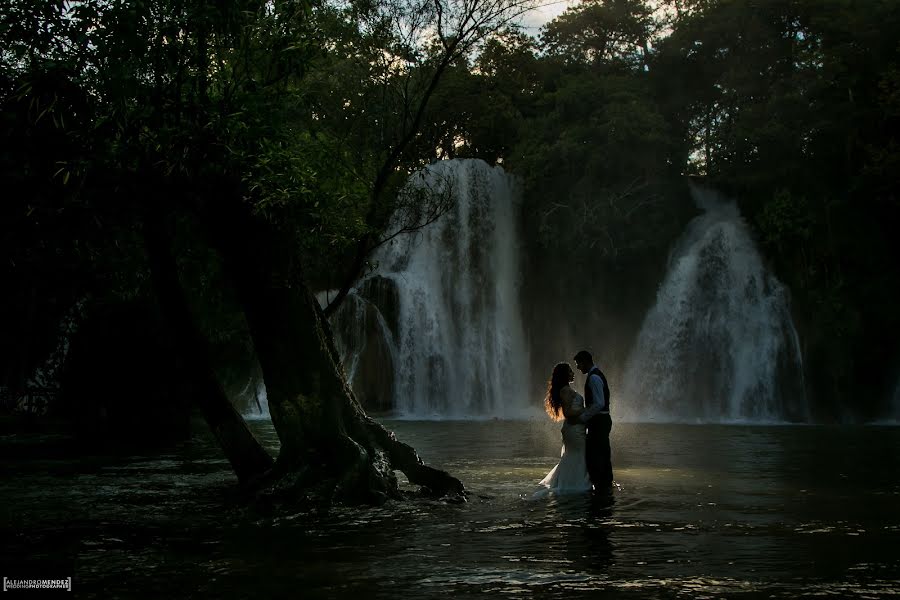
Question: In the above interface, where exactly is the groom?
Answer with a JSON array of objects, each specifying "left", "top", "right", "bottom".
[{"left": 573, "top": 350, "right": 613, "bottom": 488}]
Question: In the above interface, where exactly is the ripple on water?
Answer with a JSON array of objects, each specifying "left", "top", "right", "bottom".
[{"left": 2, "top": 421, "right": 900, "bottom": 598}]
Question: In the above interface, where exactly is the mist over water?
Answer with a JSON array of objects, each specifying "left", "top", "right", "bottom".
[
  {"left": 381, "top": 160, "right": 530, "bottom": 418},
  {"left": 241, "top": 380, "right": 270, "bottom": 421},
  {"left": 621, "top": 186, "right": 806, "bottom": 423},
  {"left": 327, "top": 173, "right": 812, "bottom": 422}
]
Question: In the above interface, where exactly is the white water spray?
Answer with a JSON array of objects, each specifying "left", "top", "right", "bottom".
[
  {"left": 241, "top": 380, "right": 270, "bottom": 421},
  {"left": 621, "top": 186, "right": 807, "bottom": 423},
  {"left": 362, "top": 159, "right": 532, "bottom": 418}
]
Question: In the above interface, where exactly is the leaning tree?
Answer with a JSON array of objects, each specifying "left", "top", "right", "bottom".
[{"left": 1, "top": 0, "right": 537, "bottom": 503}]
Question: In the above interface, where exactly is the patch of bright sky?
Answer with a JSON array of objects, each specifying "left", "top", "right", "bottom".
[
  {"left": 514, "top": 0, "right": 672, "bottom": 38},
  {"left": 514, "top": 0, "right": 579, "bottom": 35}
]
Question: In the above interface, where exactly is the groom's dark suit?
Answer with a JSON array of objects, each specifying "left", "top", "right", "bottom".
[{"left": 583, "top": 366, "right": 613, "bottom": 487}]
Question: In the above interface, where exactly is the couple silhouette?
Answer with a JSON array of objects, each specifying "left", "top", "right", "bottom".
[{"left": 534, "top": 350, "right": 613, "bottom": 498}]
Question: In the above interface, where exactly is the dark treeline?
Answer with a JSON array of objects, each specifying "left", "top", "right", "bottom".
[
  {"left": 444, "top": 0, "right": 900, "bottom": 422},
  {"left": 1, "top": 0, "right": 898, "bottom": 492},
  {"left": 0, "top": 0, "right": 518, "bottom": 502}
]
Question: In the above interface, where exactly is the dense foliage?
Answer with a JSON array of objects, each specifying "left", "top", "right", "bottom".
[
  {"left": 2, "top": 0, "right": 898, "bottom": 425},
  {"left": 450, "top": 0, "right": 900, "bottom": 420}
]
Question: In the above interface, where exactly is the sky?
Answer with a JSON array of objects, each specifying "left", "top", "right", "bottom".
[{"left": 515, "top": 0, "right": 579, "bottom": 35}]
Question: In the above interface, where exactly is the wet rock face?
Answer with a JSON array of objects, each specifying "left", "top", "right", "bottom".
[
  {"left": 348, "top": 302, "right": 396, "bottom": 413},
  {"left": 329, "top": 289, "right": 397, "bottom": 414}
]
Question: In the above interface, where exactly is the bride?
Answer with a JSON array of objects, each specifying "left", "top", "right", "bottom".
[{"left": 534, "top": 362, "right": 592, "bottom": 497}]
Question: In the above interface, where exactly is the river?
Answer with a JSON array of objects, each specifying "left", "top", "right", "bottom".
[{"left": 2, "top": 420, "right": 899, "bottom": 598}]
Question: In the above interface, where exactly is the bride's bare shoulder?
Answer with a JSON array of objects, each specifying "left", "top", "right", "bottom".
[{"left": 560, "top": 385, "right": 576, "bottom": 400}]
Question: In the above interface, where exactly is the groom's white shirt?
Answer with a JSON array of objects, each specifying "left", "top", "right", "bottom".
[{"left": 580, "top": 365, "right": 608, "bottom": 422}]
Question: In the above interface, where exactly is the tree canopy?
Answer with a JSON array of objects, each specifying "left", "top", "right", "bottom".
[{"left": 2, "top": 0, "right": 899, "bottom": 461}]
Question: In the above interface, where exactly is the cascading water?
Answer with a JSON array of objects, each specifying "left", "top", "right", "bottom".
[
  {"left": 241, "top": 380, "right": 270, "bottom": 421},
  {"left": 326, "top": 287, "right": 399, "bottom": 413},
  {"left": 620, "top": 185, "right": 807, "bottom": 423},
  {"left": 355, "top": 158, "right": 531, "bottom": 418}
]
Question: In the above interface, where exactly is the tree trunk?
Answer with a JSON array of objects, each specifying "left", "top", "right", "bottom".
[
  {"left": 205, "top": 191, "right": 465, "bottom": 504},
  {"left": 143, "top": 203, "right": 274, "bottom": 483}
]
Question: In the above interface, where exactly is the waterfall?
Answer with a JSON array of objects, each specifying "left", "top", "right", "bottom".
[
  {"left": 359, "top": 158, "right": 531, "bottom": 418},
  {"left": 620, "top": 185, "right": 807, "bottom": 423},
  {"left": 327, "top": 287, "right": 399, "bottom": 414},
  {"left": 242, "top": 380, "right": 270, "bottom": 421}
]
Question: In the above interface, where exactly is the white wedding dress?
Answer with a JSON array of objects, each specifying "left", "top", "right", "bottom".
[{"left": 533, "top": 390, "right": 592, "bottom": 497}]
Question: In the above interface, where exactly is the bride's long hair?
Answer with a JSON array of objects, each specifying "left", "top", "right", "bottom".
[{"left": 545, "top": 362, "right": 574, "bottom": 421}]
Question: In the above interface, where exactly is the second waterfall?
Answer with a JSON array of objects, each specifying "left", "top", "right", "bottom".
[
  {"left": 620, "top": 185, "right": 808, "bottom": 423},
  {"left": 332, "top": 159, "right": 532, "bottom": 418}
]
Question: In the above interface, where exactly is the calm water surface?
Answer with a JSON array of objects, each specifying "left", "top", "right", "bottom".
[{"left": 2, "top": 420, "right": 899, "bottom": 598}]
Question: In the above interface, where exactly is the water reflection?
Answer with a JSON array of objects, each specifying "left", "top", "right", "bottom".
[{"left": 1, "top": 420, "right": 899, "bottom": 598}]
